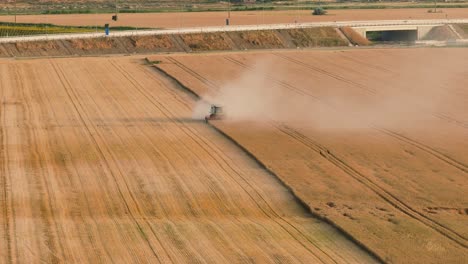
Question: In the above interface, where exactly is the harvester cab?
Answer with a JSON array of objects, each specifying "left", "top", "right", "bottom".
[{"left": 205, "top": 104, "right": 224, "bottom": 123}]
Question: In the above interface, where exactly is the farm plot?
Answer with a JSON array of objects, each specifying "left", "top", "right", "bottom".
[
  {"left": 1, "top": 9, "right": 468, "bottom": 29},
  {"left": 0, "top": 57, "right": 377, "bottom": 263},
  {"left": 150, "top": 48, "right": 468, "bottom": 263}
]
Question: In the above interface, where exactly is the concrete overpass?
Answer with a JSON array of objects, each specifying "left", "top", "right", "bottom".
[
  {"left": 352, "top": 24, "right": 444, "bottom": 40},
  {"left": 0, "top": 19, "right": 467, "bottom": 43}
]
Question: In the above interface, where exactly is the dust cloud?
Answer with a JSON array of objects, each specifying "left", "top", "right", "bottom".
[{"left": 193, "top": 53, "right": 465, "bottom": 130}]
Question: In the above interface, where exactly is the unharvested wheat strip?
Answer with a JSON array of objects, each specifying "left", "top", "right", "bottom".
[
  {"left": 33, "top": 64, "right": 118, "bottom": 263},
  {"left": 5, "top": 65, "right": 63, "bottom": 264},
  {"left": 39, "top": 62, "right": 133, "bottom": 263},
  {"left": 17, "top": 64, "right": 73, "bottom": 263},
  {"left": 50, "top": 61, "right": 173, "bottom": 263},
  {"left": 23, "top": 64, "right": 93, "bottom": 263}
]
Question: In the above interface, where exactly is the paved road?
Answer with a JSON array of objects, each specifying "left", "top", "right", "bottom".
[{"left": 1, "top": 19, "right": 467, "bottom": 43}]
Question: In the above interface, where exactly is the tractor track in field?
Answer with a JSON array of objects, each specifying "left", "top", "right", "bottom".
[
  {"left": 104, "top": 62, "right": 308, "bottom": 262},
  {"left": 273, "top": 53, "right": 377, "bottom": 95},
  {"left": 433, "top": 113, "right": 468, "bottom": 129},
  {"left": 164, "top": 57, "right": 468, "bottom": 249},
  {"left": 274, "top": 125, "right": 468, "bottom": 248},
  {"left": 374, "top": 127, "right": 468, "bottom": 174},
  {"left": 74, "top": 62, "right": 181, "bottom": 263},
  {"left": 85, "top": 62, "right": 209, "bottom": 262},
  {"left": 339, "top": 54, "right": 395, "bottom": 74},
  {"left": 223, "top": 57, "right": 323, "bottom": 102},
  {"left": 112, "top": 59, "right": 342, "bottom": 263},
  {"left": 166, "top": 57, "right": 219, "bottom": 92},
  {"left": 51, "top": 61, "right": 169, "bottom": 264},
  {"left": 17, "top": 64, "right": 67, "bottom": 263},
  {"left": 274, "top": 52, "right": 468, "bottom": 130},
  {"left": 1, "top": 69, "right": 14, "bottom": 264}
]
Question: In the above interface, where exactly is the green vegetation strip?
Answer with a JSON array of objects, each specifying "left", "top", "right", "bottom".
[
  {"left": 1, "top": 2, "right": 468, "bottom": 16},
  {"left": 0, "top": 22, "right": 144, "bottom": 37}
]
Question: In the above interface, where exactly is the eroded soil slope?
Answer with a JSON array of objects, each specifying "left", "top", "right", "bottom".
[
  {"left": 151, "top": 48, "right": 468, "bottom": 263},
  {"left": 0, "top": 57, "right": 377, "bottom": 263}
]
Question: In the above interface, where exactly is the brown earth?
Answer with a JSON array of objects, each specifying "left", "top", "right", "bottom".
[
  {"left": 1, "top": 9, "right": 468, "bottom": 28},
  {"left": 288, "top": 28, "right": 348, "bottom": 47},
  {"left": 180, "top": 33, "right": 232, "bottom": 51},
  {"left": 149, "top": 48, "right": 468, "bottom": 263},
  {"left": 237, "top": 30, "right": 284, "bottom": 49},
  {"left": 0, "top": 28, "right": 348, "bottom": 58},
  {"left": 129, "top": 35, "right": 174, "bottom": 50},
  {"left": 454, "top": 24, "right": 468, "bottom": 37},
  {"left": 0, "top": 56, "right": 378, "bottom": 263},
  {"left": 69, "top": 38, "right": 116, "bottom": 50},
  {"left": 340, "top": 27, "right": 371, "bottom": 46},
  {"left": 423, "top": 25, "right": 458, "bottom": 40}
]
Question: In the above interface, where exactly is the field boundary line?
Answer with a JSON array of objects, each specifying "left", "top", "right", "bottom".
[
  {"left": 374, "top": 127, "right": 468, "bottom": 173},
  {"left": 151, "top": 61, "right": 386, "bottom": 264},
  {"left": 113, "top": 59, "right": 337, "bottom": 263}
]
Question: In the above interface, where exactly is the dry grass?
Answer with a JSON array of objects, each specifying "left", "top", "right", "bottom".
[
  {"left": 180, "top": 33, "right": 232, "bottom": 51},
  {"left": 341, "top": 27, "right": 371, "bottom": 46},
  {"left": 456, "top": 24, "right": 468, "bottom": 37},
  {"left": 69, "top": 38, "right": 115, "bottom": 50},
  {"left": 423, "top": 25, "right": 458, "bottom": 40},
  {"left": 15, "top": 41, "right": 60, "bottom": 51},
  {"left": 129, "top": 35, "right": 174, "bottom": 49},
  {"left": 238, "top": 30, "right": 284, "bottom": 48},
  {"left": 288, "top": 27, "right": 347, "bottom": 47}
]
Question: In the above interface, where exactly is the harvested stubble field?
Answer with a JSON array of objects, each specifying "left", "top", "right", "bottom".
[
  {"left": 0, "top": 56, "right": 379, "bottom": 263},
  {"left": 150, "top": 48, "right": 468, "bottom": 263},
  {"left": 1, "top": 9, "right": 468, "bottom": 28}
]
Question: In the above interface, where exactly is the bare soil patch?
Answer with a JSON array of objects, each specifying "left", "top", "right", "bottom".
[
  {"left": 180, "top": 33, "right": 232, "bottom": 51},
  {"left": 341, "top": 27, "right": 371, "bottom": 46},
  {"left": 237, "top": 30, "right": 284, "bottom": 49},
  {"left": 130, "top": 35, "right": 174, "bottom": 49},
  {"left": 288, "top": 28, "right": 347, "bottom": 47},
  {"left": 423, "top": 25, "right": 458, "bottom": 40},
  {"left": 69, "top": 37, "right": 116, "bottom": 50}
]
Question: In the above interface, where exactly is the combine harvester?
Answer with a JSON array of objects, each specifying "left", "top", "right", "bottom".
[{"left": 205, "top": 104, "right": 224, "bottom": 123}]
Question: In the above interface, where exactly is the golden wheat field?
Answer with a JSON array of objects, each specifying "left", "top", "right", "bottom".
[{"left": 0, "top": 56, "right": 384, "bottom": 263}]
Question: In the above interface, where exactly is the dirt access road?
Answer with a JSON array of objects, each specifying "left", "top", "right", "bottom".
[
  {"left": 1, "top": 8, "right": 468, "bottom": 28},
  {"left": 150, "top": 48, "right": 468, "bottom": 263},
  {"left": 0, "top": 56, "right": 377, "bottom": 263}
]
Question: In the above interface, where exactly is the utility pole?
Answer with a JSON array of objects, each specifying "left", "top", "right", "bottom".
[
  {"left": 112, "top": 0, "right": 118, "bottom": 21},
  {"left": 227, "top": 0, "right": 231, "bottom": 26},
  {"left": 14, "top": 0, "right": 17, "bottom": 24}
]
